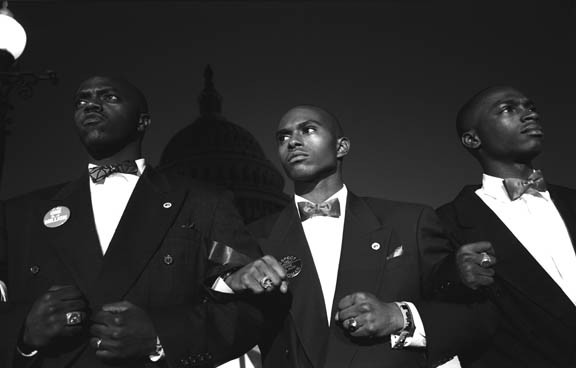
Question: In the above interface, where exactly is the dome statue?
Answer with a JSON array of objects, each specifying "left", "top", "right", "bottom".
[{"left": 159, "top": 66, "right": 289, "bottom": 223}]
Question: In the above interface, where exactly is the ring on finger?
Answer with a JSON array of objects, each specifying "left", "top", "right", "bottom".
[
  {"left": 347, "top": 317, "right": 359, "bottom": 332},
  {"left": 65, "top": 311, "right": 84, "bottom": 326},
  {"left": 96, "top": 338, "right": 102, "bottom": 350},
  {"left": 259, "top": 276, "right": 273, "bottom": 289},
  {"left": 480, "top": 252, "right": 491, "bottom": 267}
]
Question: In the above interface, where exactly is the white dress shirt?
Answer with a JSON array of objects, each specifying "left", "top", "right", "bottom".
[
  {"left": 89, "top": 159, "right": 145, "bottom": 254},
  {"left": 295, "top": 185, "right": 347, "bottom": 321},
  {"left": 476, "top": 173, "right": 576, "bottom": 306},
  {"left": 89, "top": 159, "right": 166, "bottom": 362}
]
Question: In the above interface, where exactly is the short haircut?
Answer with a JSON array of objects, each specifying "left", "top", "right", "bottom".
[
  {"left": 456, "top": 86, "right": 518, "bottom": 138},
  {"left": 292, "top": 104, "right": 344, "bottom": 137}
]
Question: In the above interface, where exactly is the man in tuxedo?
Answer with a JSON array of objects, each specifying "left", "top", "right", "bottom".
[
  {"left": 0, "top": 76, "right": 266, "bottom": 368},
  {"left": 435, "top": 86, "right": 576, "bottom": 367},
  {"left": 225, "top": 105, "right": 485, "bottom": 368}
]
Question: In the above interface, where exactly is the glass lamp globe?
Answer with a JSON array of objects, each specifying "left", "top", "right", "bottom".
[{"left": 0, "top": 11, "right": 27, "bottom": 60}]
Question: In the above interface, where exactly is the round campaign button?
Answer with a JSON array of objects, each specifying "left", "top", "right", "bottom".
[
  {"left": 279, "top": 255, "right": 303, "bottom": 279},
  {"left": 43, "top": 206, "right": 71, "bottom": 228}
]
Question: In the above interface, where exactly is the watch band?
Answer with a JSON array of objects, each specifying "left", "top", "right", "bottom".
[{"left": 392, "top": 301, "right": 415, "bottom": 349}]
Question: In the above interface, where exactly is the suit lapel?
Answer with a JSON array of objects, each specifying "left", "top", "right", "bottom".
[
  {"left": 324, "top": 193, "right": 392, "bottom": 368},
  {"left": 330, "top": 193, "right": 391, "bottom": 319},
  {"left": 549, "top": 185, "right": 576, "bottom": 253},
  {"left": 90, "top": 167, "right": 187, "bottom": 306},
  {"left": 260, "top": 204, "right": 330, "bottom": 368},
  {"left": 453, "top": 187, "right": 576, "bottom": 325},
  {"left": 38, "top": 174, "right": 103, "bottom": 296}
]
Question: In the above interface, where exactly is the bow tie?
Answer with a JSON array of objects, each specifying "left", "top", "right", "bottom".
[
  {"left": 297, "top": 198, "right": 341, "bottom": 221},
  {"left": 89, "top": 161, "right": 139, "bottom": 184},
  {"left": 503, "top": 169, "right": 547, "bottom": 201}
]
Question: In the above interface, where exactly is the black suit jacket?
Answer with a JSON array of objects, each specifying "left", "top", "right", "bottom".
[
  {"left": 250, "top": 192, "right": 481, "bottom": 368},
  {"left": 436, "top": 184, "right": 576, "bottom": 368},
  {"left": 0, "top": 167, "right": 265, "bottom": 368}
]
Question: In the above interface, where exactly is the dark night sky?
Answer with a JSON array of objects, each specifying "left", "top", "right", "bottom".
[{"left": 3, "top": 0, "right": 575, "bottom": 207}]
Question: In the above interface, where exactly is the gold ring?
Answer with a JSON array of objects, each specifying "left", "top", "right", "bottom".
[
  {"left": 347, "top": 318, "right": 359, "bottom": 332},
  {"left": 480, "top": 252, "right": 491, "bottom": 267},
  {"left": 65, "top": 311, "right": 84, "bottom": 326},
  {"left": 96, "top": 338, "right": 102, "bottom": 350}
]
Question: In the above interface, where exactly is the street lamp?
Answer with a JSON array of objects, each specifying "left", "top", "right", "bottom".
[
  {"left": 0, "top": 0, "right": 57, "bottom": 189},
  {"left": 0, "top": 0, "right": 26, "bottom": 65}
]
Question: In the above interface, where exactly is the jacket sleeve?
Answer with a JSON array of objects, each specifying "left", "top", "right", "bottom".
[
  {"left": 150, "top": 192, "right": 276, "bottom": 368},
  {"left": 0, "top": 200, "right": 41, "bottom": 368},
  {"left": 413, "top": 206, "right": 499, "bottom": 367}
]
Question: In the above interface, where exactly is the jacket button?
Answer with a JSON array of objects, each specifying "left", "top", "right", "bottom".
[
  {"left": 30, "top": 265, "right": 40, "bottom": 275},
  {"left": 163, "top": 254, "right": 174, "bottom": 265}
]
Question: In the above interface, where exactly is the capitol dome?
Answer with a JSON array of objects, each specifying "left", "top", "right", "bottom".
[{"left": 160, "top": 66, "right": 288, "bottom": 223}]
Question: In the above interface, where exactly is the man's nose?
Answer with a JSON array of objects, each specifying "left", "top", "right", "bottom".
[
  {"left": 521, "top": 107, "right": 539, "bottom": 122},
  {"left": 288, "top": 136, "right": 302, "bottom": 148},
  {"left": 83, "top": 100, "right": 103, "bottom": 112}
]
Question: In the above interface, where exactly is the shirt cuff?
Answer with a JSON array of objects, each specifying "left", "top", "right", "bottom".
[
  {"left": 0, "top": 280, "right": 7, "bottom": 302},
  {"left": 390, "top": 301, "right": 426, "bottom": 348},
  {"left": 16, "top": 345, "right": 38, "bottom": 358},
  {"left": 149, "top": 336, "right": 165, "bottom": 362},
  {"left": 211, "top": 277, "right": 234, "bottom": 294}
]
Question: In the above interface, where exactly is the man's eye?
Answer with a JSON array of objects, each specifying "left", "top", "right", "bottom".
[
  {"left": 277, "top": 135, "right": 290, "bottom": 143},
  {"left": 304, "top": 127, "right": 316, "bottom": 134},
  {"left": 104, "top": 95, "right": 119, "bottom": 102},
  {"left": 500, "top": 105, "right": 514, "bottom": 113},
  {"left": 75, "top": 100, "right": 87, "bottom": 108}
]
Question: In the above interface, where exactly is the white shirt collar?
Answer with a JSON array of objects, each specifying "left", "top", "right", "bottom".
[
  {"left": 480, "top": 173, "right": 551, "bottom": 202},
  {"left": 293, "top": 184, "right": 348, "bottom": 219}
]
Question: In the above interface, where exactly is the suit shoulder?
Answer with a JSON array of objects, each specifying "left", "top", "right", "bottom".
[
  {"left": 247, "top": 210, "right": 283, "bottom": 237},
  {"left": 163, "top": 173, "right": 218, "bottom": 192},
  {"left": 360, "top": 196, "right": 433, "bottom": 214},
  {"left": 6, "top": 182, "right": 69, "bottom": 204},
  {"left": 436, "top": 201, "right": 455, "bottom": 219},
  {"left": 435, "top": 185, "right": 482, "bottom": 229},
  {"left": 549, "top": 183, "right": 576, "bottom": 197},
  {"left": 436, "top": 185, "right": 480, "bottom": 212},
  {"left": 163, "top": 174, "right": 232, "bottom": 202}
]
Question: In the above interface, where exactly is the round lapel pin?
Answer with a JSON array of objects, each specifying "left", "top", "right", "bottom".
[
  {"left": 43, "top": 206, "right": 71, "bottom": 228},
  {"left": 280, "top": 255, "right": 303, "bottom": 279}
]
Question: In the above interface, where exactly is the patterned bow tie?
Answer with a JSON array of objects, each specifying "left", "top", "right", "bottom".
[
  {"left": 297, "top": 198, "right": 341, "bottom": 221},
  {"left": 88, "top": 161, "right": 139, "bottom": 184},
  {"left": 503, "top": 169, "right": 547, "bottom": 201}
]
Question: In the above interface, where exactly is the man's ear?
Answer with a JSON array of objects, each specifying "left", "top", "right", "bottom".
[
  {"left": 137, "top": 113, "right": 151, "bottom": 132},
  {"left": 461, "top": 130, "right": 481, "bottom": 150},
  {"left": 336, "top": 136, "right": 350, "bottom": 158}
]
